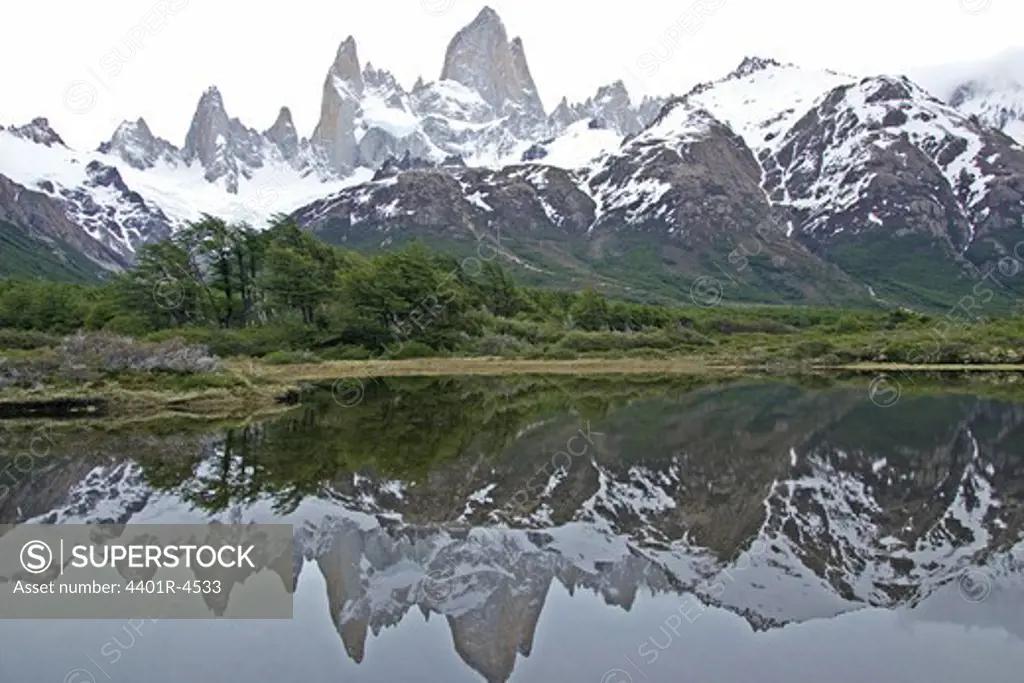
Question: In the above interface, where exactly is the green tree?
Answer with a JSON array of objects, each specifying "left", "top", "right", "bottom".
[{"left": 570, "top": 288, "right": 610, "bottom": 331}]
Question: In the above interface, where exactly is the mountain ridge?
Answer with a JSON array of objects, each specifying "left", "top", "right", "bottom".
[{"left": 1, "top": 7, "right": 1023, "bottom": 308}]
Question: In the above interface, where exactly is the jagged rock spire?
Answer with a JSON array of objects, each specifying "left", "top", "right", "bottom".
[
  {"left": 265, "top": 106, "right": 299, "bottom": 161},
  {"left": 439, "top": 6, "right": 544, "bottom": 121},
  {"left": 312, "top": 35, "right": 364, "bottom": 173},
  {"left": 98, "top": 117, "right": 180, "bottom": 170}
]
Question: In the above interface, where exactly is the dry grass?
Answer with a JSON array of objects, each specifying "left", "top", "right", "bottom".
[
  {"left": 233, "top": 357, "right": 1024, "bottom": 382},
  {"left": 0, "top": 382, "right": 294, "bottom": 422},
  {"left": 4, "top": 358, "right": 1021, "bottom": 424},
  {"left": 826, "top": 362, "right": 1024, "bottom": 372},
  {"left": 229, "top": 357, "right": 749, "bottom": 381}
]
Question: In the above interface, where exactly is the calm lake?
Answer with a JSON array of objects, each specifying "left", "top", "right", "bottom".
[{"left": 0, "top": 375, "right": 1022, "bottom": 682}]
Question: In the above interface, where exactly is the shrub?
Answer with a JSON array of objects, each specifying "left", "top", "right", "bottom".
[
  {"left": 539, "top": 346, "right": 577, "bottom": 360},
  {"left": 0, "top": 329, "right": 58, "bottom": 350},
  {"left": 262, "top": 350, "right": 321, "bottom": 365},
  {"left": 466, "top": 333, "right": 529, "bottom": 356},
  {"left": 57, "top": 332, "right": 220, "bottom": 374},
  {"left": 0, "top": 353, "right": 60, "bottom": 389},
  {"left": 102, "top": 314, "right": 156, "bottom": 337},
  {"left": 832, "top": 315, "right": 869, "bottom": 334},
  {"left": 704, "top": 319, "right": 795, "bottom": 335},
  {"left": 381, "top": 341, "right": 439, "bottom": 359},
  {"left": 491, "top": 318, "right": 564, "bottom": 344},
  {"left": 554, "top": 329, "right": 710, "bottom": 354},
  {"left": 319, "top": 345, "right": 375, "bottom": 361},
  {"left": 790, "top": 340, "right": 835, "bottom": 360},
  {"left": 145, "top": 323, "right": 310, "bottom": 358}
]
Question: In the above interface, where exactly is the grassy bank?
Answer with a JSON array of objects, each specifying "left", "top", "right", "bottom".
[
  {"left": 0, "top": 376, "right": 297, "bottom": 422},
  {"left": 231, "top": 356, "right": 737, "bottom": 380},
  {"left": 1, "top": 327, "right": 1023, "bottom": 420},
  {"left": 234, "top": 357, "right": 1024, "bottom": 381},
  {"left": 5, "top": 355, "right": 1024, "bottom": 422}
]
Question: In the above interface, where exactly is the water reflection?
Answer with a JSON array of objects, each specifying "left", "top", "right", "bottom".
[{"left": 0, "top": 376, "right": 1022, "bottom": 682}]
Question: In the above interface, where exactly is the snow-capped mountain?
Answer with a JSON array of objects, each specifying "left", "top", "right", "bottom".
[
  {"left": 293, "top": 53, "right": 1024, "bottom": 307},
  {"left": 760, "top": 75, "right": 1024, "bottom": 255},
  {"left": 912, "top": 48, "right": 1024, "bottom": 145},
  {"left": 0, "top": 6, "right": 660, "bottom": 270},
  {"left": 2, "top": 6, "right": 1023, "bottom": 306},
  {"left": 1, "top": 381, "right": 1021, "bottom": 681},
  {"left": 0, "top": 117, "right": 175, "bottom": 268}
]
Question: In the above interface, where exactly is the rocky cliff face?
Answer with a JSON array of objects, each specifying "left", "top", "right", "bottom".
[
  {"left": 312, "top": 36, "right": 364, "bottom": 174},
  {"left": 0, "top": 150, "right": 173, "bottom": 267},
  {"left": 3, "top": 11, "right": 1024, "bottom": 301},
  {"left": 292, "top": 98, "right": 868, "bottom": 305},
  {"left": 548, "top": 80, "right": 667, "bottom": 137},
  {"left": 440, "top": 8, "right": 544, "bottom": 124},
  {"left": 98, "top": 118, "right": 180, "bottom": 170},
  {"left": 99, "top": 86, "right": 333, "bottom": 196},
  {"left": 300, "top": 6, "right": 652, "bottom": 175},
  {"left": 5, "top": 117, "right": 67, "bottom": 147},
  {"left": 264, "top": 107, "right": 301, "bottom": 162},
  {"left": 0, "top": 174, "right": 128, "bottom": 274},
  {"left": 754, "top": 75, "right": 1024, "bottom": 294}
]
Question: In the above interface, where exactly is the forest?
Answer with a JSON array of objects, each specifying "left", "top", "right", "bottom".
[{"left": 0, "top": 216, "right": 1022, "bottom": 368}]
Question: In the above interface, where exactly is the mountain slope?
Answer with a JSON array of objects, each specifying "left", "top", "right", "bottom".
[
  {"left": 0, "top": 217, "right": 106, "bottom": 283},
  {"left": 911, "top": 49, "right": 1024, "bottom": 144},
  {"left": 0, "top": 7, "right": 655, "bottom": 278},
  {"left": 0, "top": 172, "right": 123, "bottom": 281},
  {"left": 582, "top": 100, "right": 868, "bottom": 303},
  {"left": 763, "top": 76, "right": 1024, "bottom": 309},
  {"left": 292, "top": 101, "right": 868, "bottom": 304},
  {"left": 289, "top": 55, "right": 1024, "bottom": 309},
  {"left": 660, "top": 59, "right": 1024, "bottom": 310},
  {"left": 1, "top": 10, "right": 1023, "bottom": 309}
]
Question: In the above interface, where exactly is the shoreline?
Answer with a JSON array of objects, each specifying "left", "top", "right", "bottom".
[
  {"left": 235, "top": 358, "right": 1024, "bottom": 380},
  {"left": 1, "top": 358, "right": 1022, "bottom": 422}
]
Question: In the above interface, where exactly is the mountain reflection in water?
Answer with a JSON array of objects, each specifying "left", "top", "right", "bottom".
[{"left": 0, "top": 375, "right": 1022, "bottom": 683}]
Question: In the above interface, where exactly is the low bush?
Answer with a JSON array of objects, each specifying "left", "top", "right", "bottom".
[
  {"left": 381, "top": 341, "right": 441, "bottom": 359},
  {"left": 490, "top": 318, "right": 565, "bottom": 344},
  {"left": 57, "top": 332, "right": 220, "bottom": 374},
  {"left": 464, "top": 333, "right": 530, "bottom": 357},
  {"left": 0, "top": 328, "right": 59, "bottom": 350},
  {"left": 144, "top": 324, "right": 310, "bottom": 358},
  {"left": 554, "top": 329, "right": 711, "bottom": 354},
  {"left": 262, "top": 350, "right": 322, "bottom": 365},
  {"left": 537, "top": 346, "right": 577, "bottom": 360},
  {"left": 790, "top": 339, "right": 835, "bottom": 360},
  {"left": 0, "top": 353, "right": 60, "bottom": 389},
  {"left": 318, "top": 345, "right": 375, "bottom": 361}
]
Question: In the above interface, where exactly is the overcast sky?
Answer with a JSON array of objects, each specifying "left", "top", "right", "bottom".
[{"left": 2, "top": 0, "right": 1022, "bottom": 150}]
